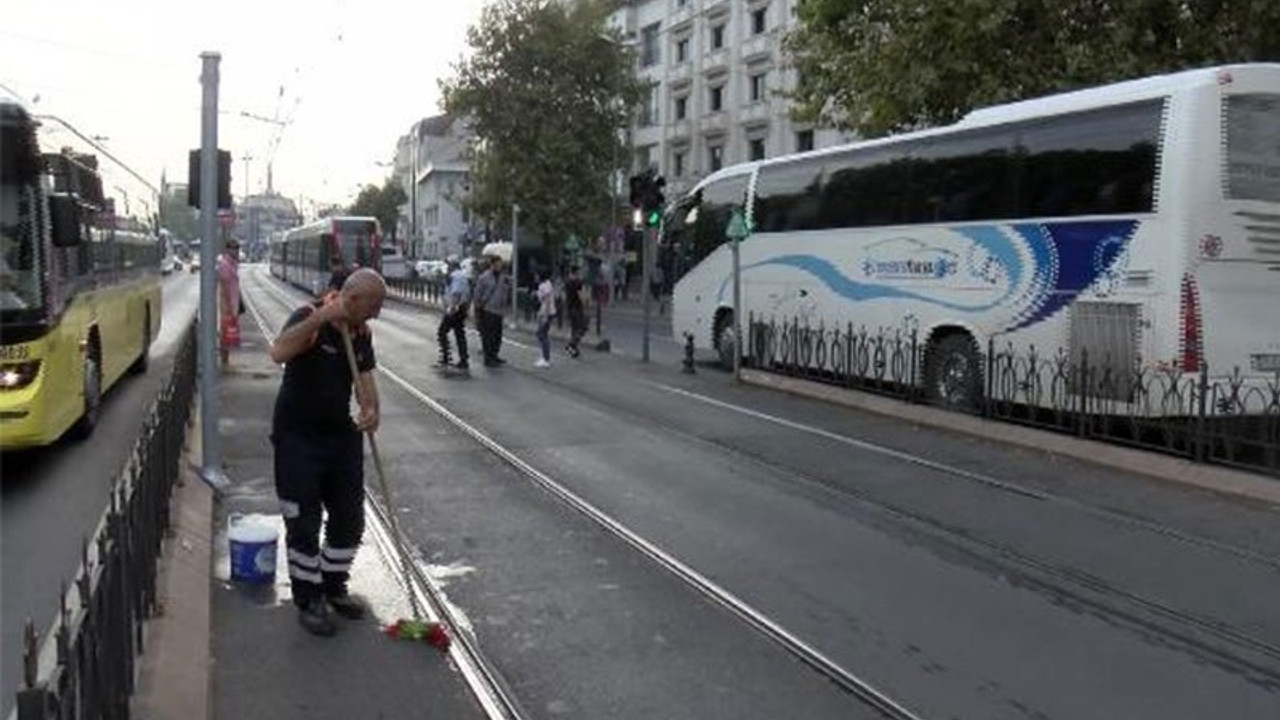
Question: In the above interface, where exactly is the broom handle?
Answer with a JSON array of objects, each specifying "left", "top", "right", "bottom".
[{"left": 338, "top": 324, "right": 424, "bottom": 622}]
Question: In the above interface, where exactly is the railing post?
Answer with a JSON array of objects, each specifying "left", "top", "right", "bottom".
[
  {"left": 1078, "top": 348, "right": 1090, "bottom": 437},
  {"left": 1195, "top": 362, "right": 1209, "bottom": 463}
]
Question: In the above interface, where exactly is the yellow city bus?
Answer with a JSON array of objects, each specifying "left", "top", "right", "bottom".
[{"left": 1, "top": 98, "right": 162, "bottom": 448}]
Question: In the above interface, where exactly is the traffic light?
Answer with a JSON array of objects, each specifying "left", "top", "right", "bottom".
[
  {"left": 642, "top": 174, "right": 665, "bottom": 227},
  {"left": 629, "top": 173, "right": 646, "bottom": 209}
]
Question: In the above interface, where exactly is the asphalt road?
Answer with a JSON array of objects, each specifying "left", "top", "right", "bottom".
[
  {"left": 243, "top": 265, "right": 1280, "bottom": 720},
  {"left": 1, "top": 272, "right": 200, "bottom": 714}
]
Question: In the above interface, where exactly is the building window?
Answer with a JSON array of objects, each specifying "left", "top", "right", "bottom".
[
  {"left": 676, "top": 37, "right": 689, "bottom": 63},
  {"left": 710, "top": 85, "right": 724, "bottom": 112},
  {"left": 709, "top": 145, "right": 724, "bottom": 172},
  {"left": 636, "top": 145, "right": 654, "bottom": 173},
  {"left": 752, "top": 7, "right": 767, "bottom": 35},
  {"left": 674, "top": 150, "right": 686, "bottom": 178},
  {"left": 796, "top": 129, "right": 814, "bottom": 152},
  {"left": 675, "top": 95, "right": 688, "bottom": 121},
  {"left": 711, "top": 23, "right": 725, "bottom": 49},
  {"left": 749, "top": 138, "right": 766, "bottom": 161},
  {"left": 750, "top": 72, "right": 766, "bottom": 103},
  {"left": 640, "top": 83, "right": 659, "bottom": 126},
  {"left": 641, "top": 22, "right": 660, "bottom": 67}
]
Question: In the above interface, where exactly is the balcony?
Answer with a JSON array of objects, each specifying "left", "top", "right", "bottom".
[{"left": 741, "top": 34, "right": 773, "bottom": 63}]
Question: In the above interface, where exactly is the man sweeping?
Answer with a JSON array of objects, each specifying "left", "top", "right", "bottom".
[{"left": 269, "top": 268, "right": 385, "bottom": 637}]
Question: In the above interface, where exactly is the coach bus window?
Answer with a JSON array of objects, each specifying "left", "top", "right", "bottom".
[
  {"left": 754, "top": 157, "right": 826, "bottom": 232},
  {"left": 900, "top": 128, "right": 1017, "bottom": 223},
  {"left": 1013, "top": 100, "right": 1161, "bottom": 218},
  {"left": 1225, "top": 94, "right": 1280, "bottom": 203},
  {"left": 818, "top": 145, "right": 910, "bottom": 228}
]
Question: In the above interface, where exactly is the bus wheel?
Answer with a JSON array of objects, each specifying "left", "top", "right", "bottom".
[
  {"left": 924, "top": 332, "right": 983, "bottom": 410},
  {"left": 70, "top": 352, "right": 102, "bottom": 440},
  {"left": 714, "top": 311, "right": 737, "bottom": 370},
  {"left": 129, "top": 308, "right": 150, "bottom": 375}
]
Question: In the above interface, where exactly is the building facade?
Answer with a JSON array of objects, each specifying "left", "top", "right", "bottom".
[
  {"left": 393, "top": 115, "right": 477, "bottom": 260},
  {"left": 610, "top": 0, "right": 846, "bottom": 199}
]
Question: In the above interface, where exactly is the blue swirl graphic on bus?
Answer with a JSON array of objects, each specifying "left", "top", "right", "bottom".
[{"left": 720, "top": 219, "right": 1138, "bottom": 330}]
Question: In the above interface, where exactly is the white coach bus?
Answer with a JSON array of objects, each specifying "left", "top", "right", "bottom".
[{"left": 669, "top": 64, "right": 1280, "bottom": 409}]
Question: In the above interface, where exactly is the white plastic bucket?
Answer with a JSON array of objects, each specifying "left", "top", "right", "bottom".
[{"left": 228, "top": 513, "right": 278, "bottom": 584}]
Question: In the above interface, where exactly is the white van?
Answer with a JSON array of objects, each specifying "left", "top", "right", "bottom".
[{"left": 380, "top": 244, "right": 409, "bottom": 279}]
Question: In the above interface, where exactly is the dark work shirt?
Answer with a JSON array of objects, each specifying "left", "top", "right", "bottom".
[
  {"left": 272, "top": 303, "right": 376, "bottom": 435},
  {"left": 564, "top": 277, "right": 584, "bottom": 312}
]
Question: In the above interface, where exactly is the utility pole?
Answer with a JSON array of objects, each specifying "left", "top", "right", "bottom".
[
  {"left": 197, "top": 51, "right": 228, "bottom": 489},
  {"left": 511, "top": 203, "right": 520, "bottom": 320}
]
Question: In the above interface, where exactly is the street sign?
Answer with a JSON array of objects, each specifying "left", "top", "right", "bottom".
[{"left": 726, "top": 207, "right": 750, "bottom": 241}]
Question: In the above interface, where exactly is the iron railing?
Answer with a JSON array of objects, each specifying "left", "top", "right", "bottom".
[
  {"left": 746, "top": 314, "right": 1280, "bottom": 477},
  {"left": 15, "top": 321, "right": 197, "bottom": 720}
]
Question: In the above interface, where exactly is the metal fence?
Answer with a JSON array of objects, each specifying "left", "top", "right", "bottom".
[
  {"left": 384, "top": 276, "right": 446, "bottom": 306},
  {"left": 746, "top": 314, "right": 1280, "bottom": 477},
  {"left": 15, "top": 321, "right": 198, "bottom": 720}
]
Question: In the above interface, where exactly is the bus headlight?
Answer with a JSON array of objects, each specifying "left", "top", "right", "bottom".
[{"left": 0, "top": 361, "right": 41, "bottom": 390}]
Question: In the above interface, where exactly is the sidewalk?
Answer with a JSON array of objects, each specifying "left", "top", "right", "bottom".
[{"left": 132, "top": 314, "right": 485, "bottom": 720}]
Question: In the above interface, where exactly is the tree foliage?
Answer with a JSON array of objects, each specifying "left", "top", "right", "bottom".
[
  {"left": 785, "top": 0, "right": 1280, "bottom": 137},
  {"left": 441, "top": 0, "right": 643, "bottom": 263},
  {"left": 348, "top": 177, "right": 407, "bottom": 240}
]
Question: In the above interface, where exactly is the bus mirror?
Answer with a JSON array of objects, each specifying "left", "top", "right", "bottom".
[{"left": 50, "top": 195, "right": 83, "bottom": 247}]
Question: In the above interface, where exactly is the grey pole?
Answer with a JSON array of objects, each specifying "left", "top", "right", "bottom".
[
  {"left": 641, "top": 222, "right": 652, "bottom": 362},
  {"left": 198, "top": 51, "right": 227, "bottom": 489},
  {"left": 510, "top": 203, "right": 520, "bottom": 321},
  {"left": 732, "top": 230, "right": 742, "bottom": 383}
]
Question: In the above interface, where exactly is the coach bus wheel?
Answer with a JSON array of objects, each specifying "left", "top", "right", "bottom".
[
  {"left": 70, "top": 351, "right": 103, "bottom": 440},
  {"left": 714, "top": 311, "right": 737, "bottom": 370},
  {"left": 924, "top": 332, "right": 983, "bottom": 410},
  {"left": 129, "top": 308, "right": 150, "bottom": 375}
]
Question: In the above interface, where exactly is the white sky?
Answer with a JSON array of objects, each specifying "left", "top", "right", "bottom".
[{"left": 0, "top": 0, "right": 489, "bottom": 210}]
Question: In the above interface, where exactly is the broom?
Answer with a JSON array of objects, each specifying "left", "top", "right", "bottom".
[{"left": 338, "top": 324, "right": 450, "bottom": 651}]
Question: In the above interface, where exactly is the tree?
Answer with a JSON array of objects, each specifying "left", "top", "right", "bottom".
[
  {"left": 784, "top": 0, "right": 1280, "bottom": 138},
  {"left": 159, "top": 192, "right": 198, "bottom": 241},
  {"left": 441, "top": 0, "right": 643, "bottom": 269},
  {"left": 348, "top": 177, "right": 407, "bottom": 241}
]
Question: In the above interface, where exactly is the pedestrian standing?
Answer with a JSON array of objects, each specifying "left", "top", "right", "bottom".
[
  {"left": 268, "top": 268, "right": 386, "bottom": 637},
  {"left": 474, "top": 256, "right": 510, "bottom": 367},
  {"left": 563, "top": 265, "right": 587, "bottom": 358},
  {"left": 534, "top": 272, "right": 556, "bottom": 367},
  {"left": 435, "top": 257, "right": 471, "bottom": 372},
  {"left": 217, "top": 238, "right": 242, "bottom": 368},
  {"left": 650, "top": 262, "right": 665, "bottom": 315}
]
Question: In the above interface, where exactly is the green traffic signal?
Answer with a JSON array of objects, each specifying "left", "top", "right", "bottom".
[{"left": 645, "top": 209, "right": 661, "bottom": 227}]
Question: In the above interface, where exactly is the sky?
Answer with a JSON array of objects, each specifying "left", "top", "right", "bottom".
[{"left": 0, "top": 0, "right": 489, "bottom": 212}]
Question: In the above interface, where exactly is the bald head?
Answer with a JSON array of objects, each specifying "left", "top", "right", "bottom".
[{"left": 341, "top": 267, "right": 386, "bottom": 322}]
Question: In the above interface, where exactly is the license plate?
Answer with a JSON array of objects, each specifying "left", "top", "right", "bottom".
[{"left": 1251, "top": 354, "right": 1280, "bottom": 372}]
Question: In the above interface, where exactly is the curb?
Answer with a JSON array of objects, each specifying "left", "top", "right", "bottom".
[
  {"left": 742, "top": 369, "right": 1280, "bottom": 508},
  {"left": 131, "top": 409, "right": 213, "bottom": 720}
]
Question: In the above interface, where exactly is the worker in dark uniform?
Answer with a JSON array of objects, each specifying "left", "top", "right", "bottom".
[{"left": 269, "top": 268, "right": 386, "bottom": 637}]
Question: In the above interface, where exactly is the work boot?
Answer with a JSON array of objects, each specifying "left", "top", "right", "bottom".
[
  {"left": 327, "top": 592, "right": 370, "bottom": 620},
  {"left": 297, "top": 598, "right": 337, "bottom": 637}
]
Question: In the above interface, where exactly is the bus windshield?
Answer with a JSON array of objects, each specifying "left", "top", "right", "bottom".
[{"left": 0, "top": 120, "right": 44, "bottom": 316}]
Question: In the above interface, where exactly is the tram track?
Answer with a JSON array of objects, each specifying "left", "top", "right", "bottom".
[
  {"left": 246, "top": 267, "right": 1280, "bottom": 716},
  {"left": 244, "top": 268, "right": 925, "bottom": 719},
  {"left": 350, "top": 273, "right": 1280, "bottom": 687}
]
